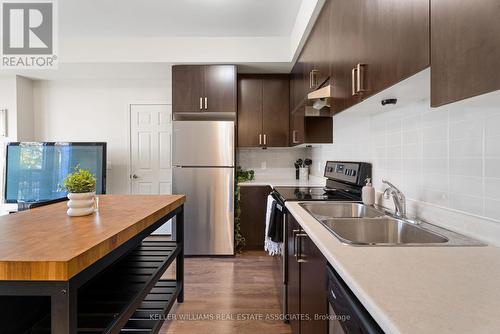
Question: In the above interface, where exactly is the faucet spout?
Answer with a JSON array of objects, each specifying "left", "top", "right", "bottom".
[{"left": 382, "top": 179, "right": 406, "bottom": 218}]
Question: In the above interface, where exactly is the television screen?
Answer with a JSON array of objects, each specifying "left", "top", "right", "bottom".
[{"left": 5, "top": 142, "right": 106, "bottom": 203}]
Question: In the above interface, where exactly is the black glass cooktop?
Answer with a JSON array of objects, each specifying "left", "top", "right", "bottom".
[{"left": 273, "top": 186, "right": 359, "bottom": 202}]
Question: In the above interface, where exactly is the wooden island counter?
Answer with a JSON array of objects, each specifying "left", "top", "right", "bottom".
[{"left": 0, "top": 195, "right": 185, "bottom": 334}]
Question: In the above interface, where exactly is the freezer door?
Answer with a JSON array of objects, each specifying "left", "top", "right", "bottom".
[
  {"left": 173, "top": 121, "right": 234, "bottom": 166},
  {"left": 173, "top": 167, "right": 234, "bottom": 255}
]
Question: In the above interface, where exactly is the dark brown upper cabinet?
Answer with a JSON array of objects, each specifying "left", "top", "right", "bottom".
[
  {"left": 290, "top": 60, "right": 306, "bottom": 113},
  {"left": 290, "top": 111, "right": 333, "bottom": 147},
  {"left": 303, "top": 0, "right": 332, "bottom": 93},
  {"left": 329, "top": 0, "right": 429, "bottom": 110},
  {"left": 238, "top": 76, "right": 263, "bottom": 147},
  {"left": 262, "top": 77, "right": 290, "bottom": 147},
  {"left": 364, "top": 0, "right": 430, "bottom": 98},
  {"left": 173, "top": 65, "right": 236, "bottom": 113},
  {"left": 291, "top": 0, "right": 430, "bottom": 115},
  {"left": 290, "top": 107, "right": 305, "bottom": 146},
  {"left": 172, "top": 65, "right": 205, "bottom": 112},
  {"left": 237, "top": 75, "right": 290, "bottom": 148},
  {"left": 431, "top": 0, "right": 500, "bottom": 107},
  {"left": 328, "top": 0, "right": 365, "bottom": 112}
]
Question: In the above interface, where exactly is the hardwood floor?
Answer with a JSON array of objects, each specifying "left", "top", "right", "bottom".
[{"left": 160, "top": 251, "right": 292, "bottom": 334}]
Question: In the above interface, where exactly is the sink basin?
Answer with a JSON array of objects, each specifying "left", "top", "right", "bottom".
[
  {"left": 320, "top": 218, "right": 449, "bottom": 245},
  {"left": 300, "top": 202, "right": 385, "bottom": 220}
]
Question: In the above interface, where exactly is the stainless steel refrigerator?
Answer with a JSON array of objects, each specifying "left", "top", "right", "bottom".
[{"left": 172, "top": 119, "right": 234, "bottom": 255}]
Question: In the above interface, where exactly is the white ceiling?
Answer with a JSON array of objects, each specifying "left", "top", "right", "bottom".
[{"left": 60, "top": 0, "right": 303, "bottom": 38}]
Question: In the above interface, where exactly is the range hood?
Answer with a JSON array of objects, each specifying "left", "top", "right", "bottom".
[{"left": 306, "top": 84, "right": 334, "bottom": 117}]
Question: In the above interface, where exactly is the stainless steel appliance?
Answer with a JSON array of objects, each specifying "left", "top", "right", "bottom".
[
  {"left": 172, "top": 118, "right": 235, "bottom": 255},
  {"left": 271, "top": 161, "right": 372, "bottom": 321},
  {"left": 327, "top": 264, "right": 383, "bottom": 334}
]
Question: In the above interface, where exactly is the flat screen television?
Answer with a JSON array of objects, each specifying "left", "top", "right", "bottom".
[{"left": 4, "top": 142, "right": 106, "bottom": 204}]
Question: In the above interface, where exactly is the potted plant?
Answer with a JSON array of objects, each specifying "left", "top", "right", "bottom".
[{"left": 62, "top": 166, "right": 97, "bottom": 217}]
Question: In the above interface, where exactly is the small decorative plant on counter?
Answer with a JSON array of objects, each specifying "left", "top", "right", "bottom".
[
  {"left": 62, "top": 166, "right": 97, "bottom": 217},
  {"left": 235, "top": 167, "right": 255, "bottom": 253}
]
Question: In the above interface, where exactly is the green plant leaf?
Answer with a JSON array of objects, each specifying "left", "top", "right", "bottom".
[
  {"left": 234, "top": 167, "right": 255, "bottom": 253},
  {"left": 62, "top": 165, "right": 97, "bottom": 193}
]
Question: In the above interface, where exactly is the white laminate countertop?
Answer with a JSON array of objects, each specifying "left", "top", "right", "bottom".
[
  {"left": 286, "top": 201, "right": 500, "bottom": 334},
  {"left": 238, "top": 175, "right": 326, "bottom": 188}
]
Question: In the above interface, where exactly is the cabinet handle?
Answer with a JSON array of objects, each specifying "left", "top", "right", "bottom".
[
  {"left": 263, "top": 134, "right": 267, "bottom": 146},
  {"left": 200, "top": 97, "right": 203, "bottom": 110},
  {"left": 352, "top": 67, "right": 357, "bottom": 96},
  {"left": 296, "top": 233, "right": 308, "bottom": 263},
  {"left": 204, "top": 97, "right": 208, "bottom": 110},
  {"left": 259, "top": 134, "right": 262, "bottom": 145},
  {"left": 292, "top": 130, "right": 299, "bottom": 144},
  {"left": 292, "top": 229, "right": 301, "bottom": 256},
  {"left": 356, "top": 63, "right": 367, "bottom": 93},
  {"left": 311, "top": 69, "right": 318, "bottom": 88}
]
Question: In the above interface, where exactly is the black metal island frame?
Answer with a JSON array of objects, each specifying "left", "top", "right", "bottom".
[{"left": 0, "top": 195, "right": 185, "bottom": 334}]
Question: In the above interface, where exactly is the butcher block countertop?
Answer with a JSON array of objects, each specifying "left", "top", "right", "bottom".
[{"left": 0, "top": 195, "right": 185, "bottom": 281}]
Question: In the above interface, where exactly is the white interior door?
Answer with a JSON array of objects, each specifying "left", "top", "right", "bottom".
[{"left": 130, "top": 104, "right": 172, "bottom": 234}]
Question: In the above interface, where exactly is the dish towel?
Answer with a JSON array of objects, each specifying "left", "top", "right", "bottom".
[{"left": 264, "top": 195, "right": 283, "bottom": 256}]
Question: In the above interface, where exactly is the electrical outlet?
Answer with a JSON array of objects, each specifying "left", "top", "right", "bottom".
[{"left": 261, "top": 161, "right": 267, "bottom": 170}]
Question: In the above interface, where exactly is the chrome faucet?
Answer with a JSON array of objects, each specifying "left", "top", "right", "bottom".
[{"left": 382, "top": 180, "right": 406, "bottom": 219}]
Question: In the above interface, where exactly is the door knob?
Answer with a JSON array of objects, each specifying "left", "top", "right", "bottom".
[{"left": 131, "top": 174, "right": 139, "bottom": 179}]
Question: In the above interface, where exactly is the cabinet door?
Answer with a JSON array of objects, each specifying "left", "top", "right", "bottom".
[
  {"left": 263, "top": 76, "right": 290, "bottom": 147},
  {"left": 302, "top": 37, "right": 315, "bottom": 94},
  {"left": 299, "top": 233, "right": 328, "bottom": 334},
  {"left": 204, "top": 65, "right": 237, "bottom": 112},
  {"left": 365, "top": 0, "right": 429, "bottom": 97},
  {"left": 172, "top": 65, "right": 204, "bottom": 112},
  {"left": 237, "top": 76, "right": 263, "bottom": 147},
  {"left": 307, "top": 0, "right": 332, "bottom": 91},
  {"left": 287, "top": 215, "right": 301, "bottom": 334},
  {"left": 239, "top": 186, "right": 271, "bottom": 249},
  {"left": 431, "top": 0, "right": 500, "bottom": 107},
  {"left": 290, "top": 108, "right": 305, "bottom": 146},
  {"left": 290, "top": 59, "right": 307, "bottom": 113},
  {"left": 329, "top": 0, "right": 364, "bottom": 112}
]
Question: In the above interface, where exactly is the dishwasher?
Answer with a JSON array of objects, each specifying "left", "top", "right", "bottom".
[{"left": 327, "top": 264, "right": 383, "bottom": 334}]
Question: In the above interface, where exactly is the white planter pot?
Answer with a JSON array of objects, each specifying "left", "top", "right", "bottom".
[{"left": 67, "top": 192, "right": 95, "bottom": 217}]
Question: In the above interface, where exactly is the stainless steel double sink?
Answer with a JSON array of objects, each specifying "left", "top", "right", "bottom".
[{"left": 300, "top": 202, "right": 485, "bottom": 246}]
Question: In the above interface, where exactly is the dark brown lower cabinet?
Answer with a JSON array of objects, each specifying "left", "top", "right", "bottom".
[
  {"left": 300, "top": 230, "right": 328, "bottom": 334},
  {"left": 288, "top": 214, "right": 328, "bottom": 334},
  {"left": 239, "top": 186, "right": 271, "bottom": 250},
  {"left": 287, "top": 215, "right": 302, "bottom": 334}
]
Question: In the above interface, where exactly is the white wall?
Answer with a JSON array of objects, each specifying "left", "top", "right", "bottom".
[
  {"left": 60, "top": 37, "right": 291, "bottom": 63},
  {"left": 0, "top": 75, "right": 18, "bottom": 141},
  {"left": 310, "top": 70, "right": 500, "bottom": 245},
  {"left": 16, "top": 76, "right": 35, "bottom": 141},
  {"left": 33, "top": 73, "right": 171, "bottom": 194},
  {"left": 0, "top": 76, "right": 18, "bottom": 208}
]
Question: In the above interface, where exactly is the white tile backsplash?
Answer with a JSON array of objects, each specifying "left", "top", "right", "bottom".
[
  {"left": 310, "top": 75, "right": 500, "bottom": 244},
  {"left": 237, "top": 147, "right": 311, "bottom": 178}
]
